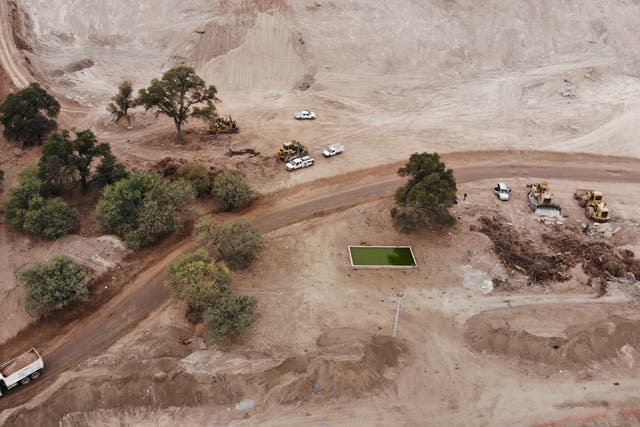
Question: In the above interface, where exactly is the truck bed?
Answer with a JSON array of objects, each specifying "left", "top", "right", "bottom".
[{"left": 0, "top": 349, "right": 39, "bottom": 377}]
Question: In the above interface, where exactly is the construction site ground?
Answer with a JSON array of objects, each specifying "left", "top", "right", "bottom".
[{"left": 2, "top": 1, "right": 640, "bottom": 426}]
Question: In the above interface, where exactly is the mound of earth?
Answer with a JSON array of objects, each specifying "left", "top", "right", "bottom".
[
  {"left": 465, "top": 308, "right": 640, "bottom": 369},
  {"left": 3, "top": 328, "right": 406, "bottom": 426}
]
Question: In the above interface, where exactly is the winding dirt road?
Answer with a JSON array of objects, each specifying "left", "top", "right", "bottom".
[{"left": 2, "top": 151, "right": 640, "bottom": 410}]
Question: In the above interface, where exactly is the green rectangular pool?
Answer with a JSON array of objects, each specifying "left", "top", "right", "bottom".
[{"left": 348, "top": 246, "right": 417, "bottom": 269}]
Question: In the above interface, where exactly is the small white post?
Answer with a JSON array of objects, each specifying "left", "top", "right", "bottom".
[{"left": 392, "top": 293, "right": 404, "bottom": 338}]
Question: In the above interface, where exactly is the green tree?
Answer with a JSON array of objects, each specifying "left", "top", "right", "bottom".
[
  {"left": 177, "top": 162, "right": 212, "bottom": 197},
  {"left": 137, "top": 66, "right": 219, "bottom": 141},
  {"left": 393, "top": 152, "right": 457, "bottom": 233},
  {"left": 93, "top": 152, "right": 128, "bottom": 187},
  {"left": 0, "top": 83, "right": 60, "bottom": 146},
  {"left": 204, "top": 293, "right": 256, "bottom": 343},
  {"left": 167, "top": 249, "right": 231, "bottom": 312},
  {"left": 194, "top": 216, "right": 264, "bottom": 269},
  {"left": 20, "top": 256, "right": 88, "bottom": 315},
  {"left": 96, "top": 171, "right": 196, "bottom": 248},
  {"left": 3, "top": 166, "right": 77, "bottom": 239},
  {"left": 39, "top": 129, "right": 112, "bottom": 195},
  {"left": 107, "top": 80, "right": 136, "bottom": 120},
  {"left": 212, "top": 172, "right": 254, "bottom": 211}
]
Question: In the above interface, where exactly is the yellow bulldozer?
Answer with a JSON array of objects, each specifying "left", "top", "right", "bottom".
[
  {"left": 208, "top": 114, "right": 239, "bottom": 134},
  {"left": 526, "top": 181, "right": 562, "bottom": 217},
  {"left": 275, "top": 140, "right": 308, "bottom": 162},
  {"left": 574, "top": 189, "right": 610, "bottom": 222}
]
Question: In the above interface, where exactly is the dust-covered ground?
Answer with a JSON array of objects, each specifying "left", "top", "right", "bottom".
[{"left": 3, "top": 178, "right": 640, "bottom": 426}]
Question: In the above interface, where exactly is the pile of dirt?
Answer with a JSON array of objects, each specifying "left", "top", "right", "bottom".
[
  {"left": 148, "top": 157, "right": 220, "bottom": 180},
  {"left": 465, "top": 313, "right": 640, "bottom": 369},
  {"left": 3, "top": 329, "right": 406, "bottom": 426},
  {"left": 479, "top": 215, "right": 640, "bottom": 284},
  {"left": 0, "top": 350, "right": 37, "bottom": 376}
]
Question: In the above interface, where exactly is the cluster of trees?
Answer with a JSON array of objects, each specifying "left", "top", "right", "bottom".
[
  {"left": 108, "top": 66, "right": 220, "bottom": 141},
  {"left": 168, "top": 249, "right": 258, "bottom": 342},
  {"left": 167, "top": 216, "right": 263, "bottom": 341},
  {"left": 392, "top": 152, "right": 457, "bottom": 233}
]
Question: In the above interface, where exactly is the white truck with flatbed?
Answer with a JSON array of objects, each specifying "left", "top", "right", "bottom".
[
  {"left": 323, "top": 144, "right": 344, "bottom": 157},
  {"left": 285, "top": 155, "right": 314, "bottom": 171},
  {"left": 0, "top": 347, "right": 44, "bottom": 396}
]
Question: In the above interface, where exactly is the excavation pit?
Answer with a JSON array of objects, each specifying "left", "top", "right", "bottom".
[{"left": 348, "top": 246, "right": 417, "bottom": 269}]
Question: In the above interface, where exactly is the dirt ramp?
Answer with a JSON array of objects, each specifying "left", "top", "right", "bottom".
[{"left": 465, "top": 308, "right": 640, "bottom": 369}]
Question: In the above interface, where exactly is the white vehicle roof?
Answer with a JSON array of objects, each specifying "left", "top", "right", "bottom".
[{"left": 496, "top": 182, "right": 509, "bottom": 191}]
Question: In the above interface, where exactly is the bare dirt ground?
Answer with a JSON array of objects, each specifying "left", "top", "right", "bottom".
[
  {"left": 3, "top": 1, "right": 640, "bottom": 426},
  {"left": 3, "top": 179, "right": 640, "bottom": 426}
]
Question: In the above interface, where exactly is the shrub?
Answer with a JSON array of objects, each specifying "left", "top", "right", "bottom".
[
  {"left": 20, "top": 256, "right": 88, "bottom": 315},
  {"left": 177, "top": 162, "right": 211, "bottom": 197},
  {"left": 93, "top": 152, "right": 128, "bottom": 187},
  {"left": 96, "top": 171, "right": 196, "bottom": 248},
  {"left": 107, "top": 80, "right": 136, "bottom": 120},
  {"left": 212, "top": 172, "right": 253, "bottom": 211},
  {"left": 194, "top": 216, "right": 264, "bottom": 269},
  {"left": 204, "top": 292, "right": 256, "bottom": 343},
  {"left": 167, "top": 250, "right": 231, "bottom": 312},
  {"left": 3, "top": 166, "right": 77, "bottom": 239}
]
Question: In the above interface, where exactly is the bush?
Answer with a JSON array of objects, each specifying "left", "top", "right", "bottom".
[
  {"left": 204, "top": 293, "right": 256, "bottom": 343},
  {"left": 393, "top": 152, "right": 457, "bottom": 233},
  {"left": 20, "top": 256, "right": 88, "bottom": 315},
  {"left": 194, "top": 216, "right": 264, "bottom": 269},
  {"left": 93, "top": 152, "right": 128, "bottom": 187},
  {"left": 167, "top": 250, "right": 231, "bottom": 312},
  {"left": 212, "top": 172, "right": 253, "bottom": 211},
  {"left": 96, "top": 171, "right": 196, "bottom": 248},
  {"left": 3, "top": 166, "right": 77, "bottom": 239},
  {"left": 177, "top": 162, "right": 211, "bottom": 197},
  {"left": 0, "top": 83, "right": 60, "bottom": 146}
]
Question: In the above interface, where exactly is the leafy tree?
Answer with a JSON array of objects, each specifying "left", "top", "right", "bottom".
[
  {"left": 23, "top": 196, "right": 77, "bottom": 239},
  {"left": 204, "top": 293, "right": 256, "bottom": 343},
  {"left": 137, "top": 66, "right": 219, "bottom": 141},
  {"left": 393, "top": 152, "right": 457, "bottom": 233},
  {"left": 96, "top": 171, "right": 196, "bottom": 248},
  {"left": 212, "top": 172, "right": 254, "bottom": 211},
  {"left": 3, "top": 166, "right": 77, "bottom": 239},
  {"left": 39, "top": 129, "right": 112, "bottom": 195},
  {"left": 20, "top": 256, "right": 88, "bottom": 315},
  {"left": 0, "top": 83, "right": 60, "bottom": 146},
  {"left": 167, "top": 249, "right": 231, "bottom": 312},
  {"left": 177, "top": 162, "right": 211, "bottom": 197},
  {"left": 107, "top": 80, "right": 136, "bottom": 120},
  {"left": 93, "top": 152, "right": 128, "bottom": 187},
  {"left": 194, "top": 216, "right": 263, "bottom": 269}
]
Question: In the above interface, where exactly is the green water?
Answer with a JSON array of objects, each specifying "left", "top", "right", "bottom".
[{"left": 349, "top": 247, "right": 416, "bottom": 267}]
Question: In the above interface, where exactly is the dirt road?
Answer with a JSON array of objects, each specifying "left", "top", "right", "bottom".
[{"left": 2, "top": 152, "right": 640, "bottom": 410}]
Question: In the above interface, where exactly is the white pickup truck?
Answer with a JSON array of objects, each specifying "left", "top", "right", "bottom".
[
  {"left": 0, "top": 348, "right": 44, "bottom": 396},
  {"left": 294, "top": 110, "right": 316, "bottom": 120},
  {"left": 323, "top": 144, "right": 344, "bottom": 157},
  {"left": 285, "top": 155, "right": 314, "bottom": 171}
]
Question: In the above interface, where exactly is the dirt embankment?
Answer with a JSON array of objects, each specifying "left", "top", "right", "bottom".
[
  {"left": 465, "top": 312, "right": 640, "bottom": 370},
  {"left": 2, "top": 328, "right": 407, "bottom": 427}
]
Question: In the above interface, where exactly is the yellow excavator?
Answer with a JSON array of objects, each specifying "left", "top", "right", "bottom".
[
  {"left": 208, "top": 114, "right": 239, "bottom": 134},
  {"left": 526, "top": 181, "right": 562, "bottom": 217},
  {"left": 275, "top": 140, "right": 308, "bottom": 162},
  {"left": 574, "top": 189, "right": 610, "bottom": 222}
]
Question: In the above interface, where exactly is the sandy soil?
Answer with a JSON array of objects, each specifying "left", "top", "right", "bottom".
[
  {"left": 3, "top": 178, "right": 640, "bottom": 426},
  {"left": 3, "top": 1, "right": 640, "bottom": 426}
]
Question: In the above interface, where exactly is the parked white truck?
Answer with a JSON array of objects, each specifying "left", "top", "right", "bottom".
[
  {"left": 0, "top": 348, "right": 44, "bottom": 396},
  {"left": 323, "top": 144, "right": 344, "bottom": 157},
  {"left": 285, "top": 155, "right": 314, "bottom": 171}
]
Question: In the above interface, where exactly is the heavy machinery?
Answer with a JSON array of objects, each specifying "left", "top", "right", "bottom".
[
  {"left": 574, "top": 189, "right": 610, "bottom": 222},
  {"left": 526, "top": 181, "right": 562, "bottom": 217},
  {"left": 275, "top": 140, "right": 308, "bottom": 163},
  {"left": 208, "top": 114, "right": 239, "bottom": 134}
]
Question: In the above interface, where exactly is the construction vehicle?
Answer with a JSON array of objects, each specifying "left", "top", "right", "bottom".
[
  {"left": 0, "top": 348, "right": 44, "bottom": 396},
  {"left": 286, "top": 156, "right": 314, "bottom": 171},
  {"left": 526, "top": 181, "right": 562, "bottom": 217},
  {"left": 208, "top": 114, "right": 239, "bottom": 134},
  {"left": 275, "top": 140, "right": 308, "bottom": 163},
  {"left": 323, "top": 143, "right": 344, "bottom": 157},
  {"left": 574, "top": 189, "right": 610, "bottom": 222}
]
